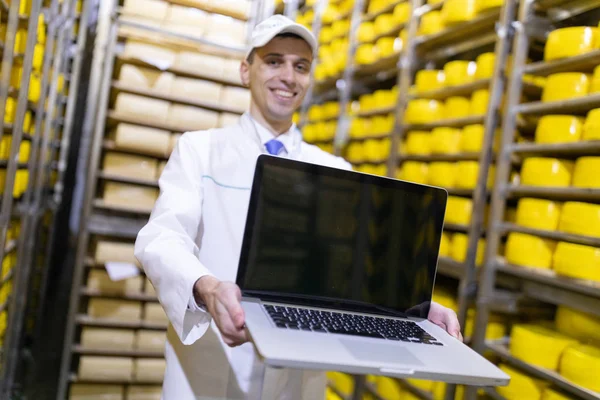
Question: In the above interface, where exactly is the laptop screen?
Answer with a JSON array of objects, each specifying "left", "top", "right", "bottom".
[{"left": 237, "top": 156, "right": 447, "bottom": 319}]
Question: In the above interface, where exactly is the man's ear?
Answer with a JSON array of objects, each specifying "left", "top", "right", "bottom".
[{"left": 240, "top": 60, "right": 251, "bottom": 87}]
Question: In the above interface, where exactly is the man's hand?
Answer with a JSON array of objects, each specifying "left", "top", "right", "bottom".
[
  {"left": 428, "top": 301, "right": 463, "bottom": 342},
  {"left": 194, "top": 276, "right": 249, "bottom": 347}
]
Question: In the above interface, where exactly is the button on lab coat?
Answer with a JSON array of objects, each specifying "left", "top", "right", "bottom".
[{"left": 135, "top": 113, "right": 351, "bottom": 399}]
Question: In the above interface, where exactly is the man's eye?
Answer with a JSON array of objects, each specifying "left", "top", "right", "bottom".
[{"left": 268, "top": 59, "right": 280, "bottom": 66}]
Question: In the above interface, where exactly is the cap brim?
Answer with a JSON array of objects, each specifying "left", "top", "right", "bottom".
[{"left": 246, "top": 24, "right": 317, "bottom": 60}]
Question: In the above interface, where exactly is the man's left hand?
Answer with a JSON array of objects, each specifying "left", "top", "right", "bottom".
[{"left": 428, "top": 302, "right": 463, "bottom": 342}]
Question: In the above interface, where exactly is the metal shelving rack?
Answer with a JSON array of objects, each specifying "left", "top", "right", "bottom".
[
  {"left": 470, "top": 0, "right": 600, "bottom": 400},
  {"left": 57, "top": 0, "right": 254, "bottom": 398}
]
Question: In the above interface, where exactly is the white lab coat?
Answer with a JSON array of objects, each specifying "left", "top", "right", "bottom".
[{"left": 135, "top": 113, "right": 351, "bottom": 399}]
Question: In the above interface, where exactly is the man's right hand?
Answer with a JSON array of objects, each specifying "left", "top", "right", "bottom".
[{"left": 194, "top": 276, "right": 249, "bottom": 347}]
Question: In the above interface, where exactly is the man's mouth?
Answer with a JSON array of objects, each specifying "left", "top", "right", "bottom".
[{"left": 271, "top": 88, "right": 296, "bottom": 100}]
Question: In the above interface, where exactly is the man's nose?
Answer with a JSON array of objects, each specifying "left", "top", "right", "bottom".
[{"left": 279, "top": 63, "right": 296, "bottom": 85}]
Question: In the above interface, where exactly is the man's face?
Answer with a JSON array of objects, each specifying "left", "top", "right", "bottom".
[{"left": 241, "top": 36, "right": 312, "bottom": 123}]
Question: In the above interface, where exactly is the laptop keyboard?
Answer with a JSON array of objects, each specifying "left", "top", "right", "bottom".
[{"left": 264, "top": 305, "right": 443, "bottom": 345}]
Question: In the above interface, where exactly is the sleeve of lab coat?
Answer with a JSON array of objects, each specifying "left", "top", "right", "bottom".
[{"left": 135, "top": 132, "right": 213, "bottom": 345}]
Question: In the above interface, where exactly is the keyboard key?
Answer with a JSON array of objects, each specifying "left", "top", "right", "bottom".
[{"left": 276, "top": 323, "right": 287, "bottom": 328}]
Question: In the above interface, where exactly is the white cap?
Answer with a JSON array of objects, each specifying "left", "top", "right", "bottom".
[{"left": 247, "top": 15, "right": 317, "bottom": 60}]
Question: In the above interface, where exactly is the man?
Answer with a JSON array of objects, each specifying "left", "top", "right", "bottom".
[{"left": 135, "top": 15, "right": 462, "bottom": 399}]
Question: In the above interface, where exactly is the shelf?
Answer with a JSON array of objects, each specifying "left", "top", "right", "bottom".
[
  {"left": 305, "top": 138, "right": 334, "bottom": 145},
  {"left": 443, "top": 223, "right": 469, "bottom": 232},
  {"left": 348, "top": 133, "right": 391, "bottom": 142},
  {"left": 111, "top": 81, "right": 244, "bottom": 115},
  {"left": 4, "top": 239, "right": 16, "bottom": 254},
  {"left": 106, "top": 111, "right": 186, "bottom": 133},
  {"left": 97, "top": 171, "right": 159, "bottom": 188},
  {"left": 76, "top": 315, "right": 167, "bottom": 331},
  {"left": 362, "top": 1, "right": 407, "bottom": 22},
  {"left": 500, "top": 222, "right": 600, "bottom": 247},
  {"left": 437, "top": 256, "right": 465, "bottom": 279},
  {"left": 164, "top": 0, "right": 249, "bottom": 21},
  {"left": 404, "top": 115, "right": 485, "bottom": 131},
  {"left": 350, "top": 159, "right": 387, "bottom": 166},
  {"left": 482, "top": 387, "right": 507, "bottom": 400},
  {"left": 80, "top": 288, "right": 158, "bottom": 303},
  {"left": 364, "top": 381, "right": 387, "bottom": 400},
  {"left": 68, "top": 373, "right": 162, "bottom": 385},
  {"left": 486, "top": 340, "right": 600, "bottom": 400},
  {"left": 356, "top": 106, "right": 395, "bottom": 117},
  {"left": 103, "top": 140, "right": 169, "bottom": 161},
  {"left": 496, "top": 261, "right": 600, "bottom": 318},
  {"left": 116, "top": 55, "right": 245, "bottom": 88},
  {"left": 72, "top": 345, "right": 163, "bottom": 359},
  {"left": 537, "top": 0, "right": 600, "bottom": 22},
  {"left": 372, "top": 23, "right": 407, "bottom": 43},
  {"left": 355, "top": 53, "right": 400, "bottom": 77},
  {"left": 93, "top": 199, "right": 153, "bottom": 216},
  {"left": 524, "top": 50, "right": 600, "bottom": 76},
  {"left": 516, "top": 93, "right": 600, "bottom": 116},
  {"left": 87, "top": 213, "right": 148, "bottom": 239},
  {"left": 409, "top": 79, "right": 491, "bottom": 100},
  {"left": 507, "top": 185, "right": 600, "bottom": 203},
  {"left": 400, "top": 152, "right": 481, "bottom": 162},
  {"left": 397, "top": 379, "right": 434, "bottom": 400},
  {"left": 0, "top": 161, "right": 30, "bottom": 169},
  {"left": 511, "top": 141, "right": 600, "bottom": 158}
]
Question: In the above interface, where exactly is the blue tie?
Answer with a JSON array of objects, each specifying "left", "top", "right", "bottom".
[{"left": 265, "top": 139, "right": 284, "bottom": 156}]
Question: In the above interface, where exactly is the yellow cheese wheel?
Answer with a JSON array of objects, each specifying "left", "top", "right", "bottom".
[
  {"left": 376, "top": 36, "right": 400, "bottom": 58},
  {"left": 103, "top": 182, "right": 158, "bottom": 211},
  {"left": 355, "top": 44, "right": 379, "bottom": 65},
  {"left": 439, "top": 232, "right": 451, "bottom": 257},
  {"left": 80, "top": 328, "right": 136, "bottom": 351},
  {"left": 127, "top": 386, "right": 162, "bottom": 400},
  {"left": 373, "top": 90, "right": 395, "bottom": 110},
  {"left": 443, "top": 61, "right": 477, "bottom": 86},
  {"left": 171, "top": 77, "right": 222, "bottom": 104},
  {"left": 515, "top": 198, "right": 562, "bottom": 231},
  {"left": 70, "top": 384, "right": 124, "bottom": 400},
  {"left": 476, "top": 0, "right": 503, "bottom": 13},
  {"left": 441, "top": 0, "right": 477, "bottom": 25},
  {"left": 450, "top": 233, "right": 485, "bottom": 265},
  {"left": 399, "top": 161, "right": 429, "bottom": 184},
  {"left": 470, "top": 89, "right": 490, "bottom": 116},
  {"left": 418, "top": 11, "right": 444, "bottom": 36},
  {"left": 133, "top": 358, "right": 165, "bottom": 382},
  {"left": 430, "top": 127, "right": 461, "bottom": 154},
  {"left": 136, "top": 330, "right": 166, "bottom": 352},
  {"left": 118, "top": 65, "right": 174, "bottom": 94},
  {"left": 521, "top": 158, "right": 574, "bottom": 187},
  {"left": 573, "top": 157, "right": 600, "bottom": 188},
  {"left": 88, "top": 299, "right": 142, "bottom": 321},
  {"left": 505, "top": 232, "right": 556, "bottom": 269},
  {"left": 114, "top": 93, "right": 169, "bottom": 125},
  {"left": 445, "top": 196, "right": 472, "bottom": 225},
  {"left": 555, "top": 306, "right": 600, "bottom": 343},
  {"left": 460, "top": 124, "right": 499, "bottom": 152},
  {"left": 583, "top": 108, "right": 600, "bottom": 140},
  {"left": 86, "top": 270, "right": 143, "bottom": 295},
  {"left": 122, "top": 41, "right": 176, "bottom": 68},
  {"left": 374, "top": 13, "right": 396, "bottom": 36},
  {"left": 167, "top": 105, "right": 219, "bottom": 132},
  {"left": 322, "top": 101, "right": 341, "bottom": 119},
  {"left": 308, "top": 104, "right": 323, "bottom": 121},
  {"left": 542, "top": 388, "right": 575, "bottom": 400},
  {"left": 332, "top": 19, "right": 350, "bottom": 39},
  {"left": 406, "top": 379, "right": 435, "bottom": 392},
  {"left": 346, "top": 143, "right": 365, "bottom": 163},
  {"left": 405, "top": 131, "right": 431, "bottom": 155},
  {"left": 94, "top": 241, "right": 137, "bottom": 265},
  {"left": 78, "top": 356, "right": 133, "bottom": 382},
  {"left": 464, "top": 311, "right": 506, "bottom": 340},
  {"left": 560, "top": 344, "right": 600, "bottom": 392},
  {"left": 113, "top": 123, "right": 170, "bottom": 158},
  {"left": 559, "top": 202, "right": 600, "bottom": 238},
  {"left": 542, "top": 73, "right": 590, "bottom": 103},
  {"left": 510, "top": 324, "right": 577, "bottom": 370},
  {"left": 405, "top": 99, "right": 445, "bottom": 124},
  {"left": 392, "top": 2, "right": 411, "bottom": 25},
  {"left": 497, "top": 364, "right": 547, "bottom": 400},
  {"left": 553, "top": 242, "right": 600, "bottom": 282},
  {"left": 544, "top": 27, "right": 600, "bottom": 61},
  {"left": 535, "top": 115, "right": 584, "bottom": 144},
  {"left": 415, "top": 70, "right": 445, "bottom": 92},
  {"left": 218, "top": 112, "right": 240, "bottom": 128},
  {"left": 376, "top": 377, "right": 403, "bottom": 398},
  {"left": 475, "top": 52, "right": 495, "bottom": 79},
  {"left": 327, "top": 372, "right": 354, "bottom": 396},
  {"left": 103, "top": 152, "right": 157, "bottom": 181},
  {"left": 144, "top": 303, "right": 168, "bottom": 325},
  {"left": 444, "top": 96, "right": 471, "bottom": 119},
  {"left": 428, "top": 162, "right": 457, "bottom": 187},
  {"left": 592, "top": 65, "right": 600, "bottom": 94}
]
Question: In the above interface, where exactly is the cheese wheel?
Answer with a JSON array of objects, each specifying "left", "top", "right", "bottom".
[
  {"left": 542, "top": 73, "right": 590, "bottom": 103},
  {"left": 444, "top": 96, "right": 471, "bottom": 119},
  {"left": 119, "top": 16, "right": 165, "bottom": 43},
  {"left": 555, "top": 306, "right": 600, "bottom": 343},
  {"left": 80, "top": 328, "right": 135, "bottom": 350},
  {"left": 497, "top": 364, "right": 547, "bottom": 399},
  {"left": 355, "top": 43, "right": 379, "bottom": 65},
  {"left": 445, "top": 196, "right": 472, "bottom": 225},
  {"left": 544, "top": 27, "right": 599, "bottom": 61},
  {"left": 220, "top": 87, "right": 251, "bottom": 113},
  {"left": 95, "top": 241, "right": 136, "bottom": 265},
  {"left": 405, "top": 99, "right": 445, "bottom": 124},
  {"left": 560, "top": 345, "right": 600, "bottom": 392},
  {"left": 393, "top": 2, "right": 412, "bottom": 25},
  {"left": 398, "top": 161, "right": 428, "bottom": 184},
  {"left": 439, "top": 232, "right": 451, "bottom": 257},
  {"left": 542, "top": 389, "right": 575, "bottom": 400},
  {"left": 103, "top": 182, "right": 158, "bottom": 211},
  {"left": 406, "top": 379, "right": 435, "bottom": 392},
  {"left": 470, "top": 89, "right": 489, "bottom": 116},
  {"left": 114, "top": 93, "right": 169, "bottom": 125},
  {"left": 87, "top": 299, "right": 142, "bottom": 321},
  {"left": 559, "top": 202, "right": 600, "bottom": 238},
  {"left": 405, "top": 131, "right": 431, "bottom": 155},
  {"left": 415, "top": 70, "right": 445, "bottom": 93},
  {"left": 221, "top": 58, "right": 243, "bottom": 85},
  {"left": 515, "top": 198, "right": 562, "bottom": 231},
  {"left": 113, "top": 123, "right": 170, "bottom": 158},
  {"left": 428, "top": 162, "right": 457, "bottom": 187},
  {"left": 127, "top": 386, "right": 162, "bottom": 400},
  {"left": 69, "top": 384, "right": 124, "bottom": 400},
  {"left": 460, "top": 124, "right": 500, "bottom": 153},
  {"left": 218, "top": 112, "right": 240, "bottom": 128},
  {"left": 78, "top": 357, "right": 133, "bottom": 381},
  {"left": 122, "top": 0, "right": 168, "bottom": 21},
  {"left": 455, "top": 161, "right": 477, "bottom": 189},
  {"left": 145, "top": 278, "right": 157, "bottom": 295},
  {"left": 122, "top": 42, "right": 176, "bottom": 69},
  {"left": 450, "top": 233, "right": 485, "bottom": 265},
  {"left": 521, "top": 158, "right": 574, "bottom": 187},
  {"left": 443, "top": 61, "right": 476, "bottom": 86},
  {"left": 204, "top": 15, "right": 247, "bottom": 46},
  {"left": 418, "top": 11, "right": 444, "bottom": 35},
  {"left": 475, "top": 52, "right": 495, "bottom": 80},
  {"left": 103, "top": 152, "right": 157, "bottom": 181},
  {"left": 573, "top": 157, "right": 600, "bottom": 188},
  {"left": 374, "top": 14, "right": 395, "bottom": 36},
  {"left": 376, "top": 377, "right": 403, "bottom": 398},
  {"left": 133, "top": 358, "right": 166, "bottom": 382},
  {"left": 156, "top": 160, "right": 167, "bottom": 179},
  {"left": 174, "top": 52, "right": 224, "bottom": 80},
  {"left": 165, "top": 4, "right": 208, "bottom": 26},
  {"left": 583, "top": 108, "right": 600, "bottom": 140},
  {"left": 166, "top": 106, "right": 219, "bottom": 131},
  {"left": 505, "top": 232, "right": 556, "bottom": 269},
  {"left": 86, "top": 270, "right": 143, "bottom": 295},
  {"left": 118, "top": 65, "right": 174, "bottom": 94},
  {"left": 430, "top": 127, "right": 461, "bottom": 154},
  {"left": 592, "top": 65, "right": 600, "bottom": 94},
  {"left": 144, "top": 303, "right": 168, "bottom": 325},
  {"left": 553, "top": 242, "right": 600, "bottom": 282},
  {"left": 209, "top": 0, "right": 251, "bottom": 20},
  {"left": 136, "top": 330, "right": 166, "bottom": 352},
  {"left": 535, "top": 115, "right": 584, "bottom": 144},
  {"left": 510, "top": 324, "right": 577, "bottom": 370},
  {"left": 441, "top": 0, "right": 477, "bottom": 25}
]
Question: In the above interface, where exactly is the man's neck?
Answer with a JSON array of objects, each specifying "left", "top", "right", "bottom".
[{"left": 250, "top": 105, "right": 292, "bottom": 136}]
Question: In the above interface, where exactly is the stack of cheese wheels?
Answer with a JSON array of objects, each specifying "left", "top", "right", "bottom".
[
  {"left": 510, "top": 324, "right": 577, "bottom": 370},
  {"left": 497, "top": 364, "right": 548, "bottom": 399},
  {"left": 555, "top": 306, "right": 600, "bottom": 343}
]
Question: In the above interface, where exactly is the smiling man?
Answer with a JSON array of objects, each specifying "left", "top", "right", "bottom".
[{"left": 135, "top": 15, "right": 462, "bottom": 399}]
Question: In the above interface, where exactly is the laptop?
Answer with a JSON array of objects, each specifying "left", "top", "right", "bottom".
[{"left": 236, "top": 155, "right": 509, "bottom": 387}]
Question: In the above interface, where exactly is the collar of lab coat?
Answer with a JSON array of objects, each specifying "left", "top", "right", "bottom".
[{"left": 243, "top": 112, "right": 297, "bottom": 155}]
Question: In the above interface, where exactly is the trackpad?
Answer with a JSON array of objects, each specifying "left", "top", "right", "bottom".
[{"left": 340, "top": 339, "right": 425, "bottom": 366}]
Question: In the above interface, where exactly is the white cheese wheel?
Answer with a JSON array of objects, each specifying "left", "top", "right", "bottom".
[
  {"left": 78, "top": 356, "right": 133, "bottom": 382},
  {"left": 166, "top": 105, "right": 219, "bottom": 131},
  {"left": 167, "top": 133, "right": 182, "bottom": 155},
  {"left": 165, "top": 5, "right": 208, "bottom": 26},
  {"left": 122, "top": 42, "right": 176, "bottom": 70},
  {"left": 156, "top": 160, "right": 167, "bottom": 179},
  {"left": 94, "top": 241, "right": 136, "bottom": 265},
  {"left": 144, "top": 303, "right": 168, "bottom": 325},
  {"left": 133, "top": 358, "right": 166, "bottom": 382},
  {"left": 69, "top": 384, "right": 124, "bottom": 400},
  {"left": 114, "top": 93, "right": 169, "bottom": 125},
  {"left": 210, "top": 0, "right": 251, "bottom": 19},
  {"left": 113, "top": 123, "right": 170, "bottom": 158},
  {"left": 136, "top": 330, "right": 166, "bottom": 352},
  {"left": 161, "top": 22, "right": 204, "bottom": 42},
  {"left": 118, "top": 65, "right": 174, "bottom": 94},
  {"left": 127, "top": 386, "right": 162, "bottom": 400},
  {"left": 80, "top": 328, "right": 135, "bottom": 351},
  {"left": 205, "top": 15, "right": 247, "bottom": 46},
  {"left": 122, "top": 0, "right": 168, "bottom": 21},
  {"left": 218, "top": 112, "right": 240, "bottom": 127},
  {"left": 87, "top": 299, "right": 142, "bottom": 321},
  {"left": 86, "top": 270, "right": 143, "bottom": 295},
  {"left": 102, "top": 152, "right": 157, "bottom": 181},
  {"left": 221, "top": 58, "right": 242, "bottom": 85},
  {"left": 118, "top": 16, "right": 165, "bottom": 43},
  {"left": 103, "top": 182, "right": 158, "bottom": 211},
  {"left": 145, "top": 278, "right": 156, "bottom": 295},
  {"left": 170, "top": 77, "right": 222, "bottom": 103},
  {"left": 220, "top": 87, "right": 250, "bottom": 112},
  {"left": 173, "top": 52, "right": 224, "bottom": 80}
]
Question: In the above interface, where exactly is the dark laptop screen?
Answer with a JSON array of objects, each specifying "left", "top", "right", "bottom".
[{"left": 236, "top": 156, "right": 447, "bottom": 318}]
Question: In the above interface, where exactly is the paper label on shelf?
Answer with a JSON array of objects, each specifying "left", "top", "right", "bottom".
[{"left": 105, "top": 261, "right": 141, "bottom": 281}]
